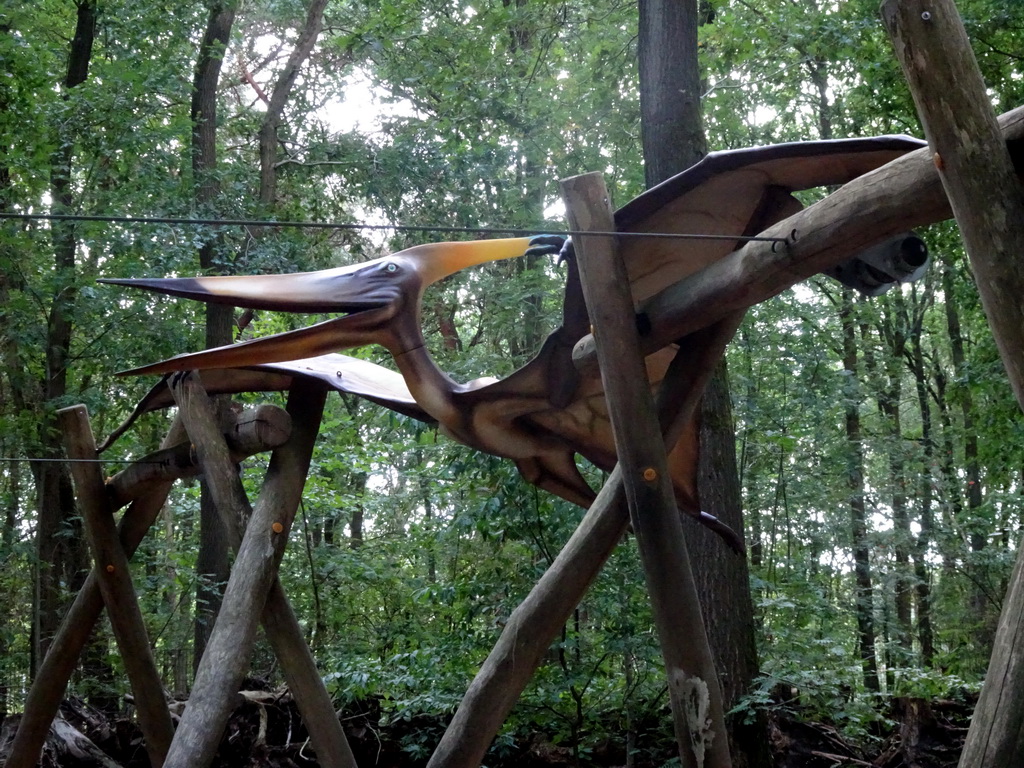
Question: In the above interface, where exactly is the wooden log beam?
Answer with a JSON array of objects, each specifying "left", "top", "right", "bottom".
[
  {"left": 572, "top": 105, "right": 1024, "bottom": 375},
  {"left": 563, "top": 172, "right": 730, "bottom": 768},
  {"left": 428, "top": 317, "right": 740, "bottom": 768},
  {"left": 106, "top": 403, "right": 291, "bottom": 509},
  {"left": 163, "top": 373, "right": 354, "bottom": 768},
  {"left": 176, "top": 387, "right": 355, "bottom": 768},
  {"left": 879, "top": 2, "right": 1024, "bottom": 766},
  {"left": 6, "top": 420, "right": 185, "bottom": 768},
  {"left": 883, "top": 0, "right": 1024, "bottom": 409},
  {"left": 58, "top": 406, "right": 175, "bottom": 767}
]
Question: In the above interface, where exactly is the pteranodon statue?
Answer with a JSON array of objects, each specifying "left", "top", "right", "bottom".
[{"left": 101, "top": 135, "right": 926, "bottom": 553}]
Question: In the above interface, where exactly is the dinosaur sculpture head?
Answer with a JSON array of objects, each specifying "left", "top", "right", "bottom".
[{"left": 101, "top": 235, "right": 564, "bottom": 376}]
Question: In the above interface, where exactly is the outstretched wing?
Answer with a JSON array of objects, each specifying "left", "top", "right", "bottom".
[
  {"left": 99, "top": 354, "right": 432, "bottom": 452},
  {"left": 468, "top": 136, "right": 926, "bottom": 528}
]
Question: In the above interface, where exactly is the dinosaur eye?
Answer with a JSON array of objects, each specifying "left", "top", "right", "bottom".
[{"left": 385, "top": 262, "right": 398, "bottom": 273}]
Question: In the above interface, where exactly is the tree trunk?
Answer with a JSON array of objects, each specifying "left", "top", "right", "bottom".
[
  {"left": 696, "top": 359, "right": 771, "bottom": 767},
  {"left": 862, "top": 303, "right": 913, "bottom": 658},
  {"left": 941, "top": 257, "right": 992, "bottom": 647},
  {"left": 840, "top": 291, "right": 880, "bottom": 692},
  {"left": 637, "top": 1, "right": 766, "bottom": 764},
  {"left": 191, "top": 1, "right": 236, "bottom": 670},
  {"left": 32, "top": 0, "right": 97, "bottom": 681},
  {"left": 638, "top": 0, "right": 706, "bottom": 185},
  {"left": 907, "top": 292, "right": 937, "bottom": 667},
  {"left": 0, "top": 450, "right": 17, "bottom": 719},
  {"left": 257, "top": 0, "right": 329, "bottom": 209}
]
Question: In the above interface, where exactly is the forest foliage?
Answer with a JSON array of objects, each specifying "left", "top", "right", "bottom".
[{"left": 2, "top": 0, "right": 1024, "bottom": 763}]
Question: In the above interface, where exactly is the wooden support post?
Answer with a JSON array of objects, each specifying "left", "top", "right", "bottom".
[
  {"left": 164, "top": 373, "right": 355, "bottom": 768},
  {"left": 6, "top": 485, "right": 174, "bottom": 768},
  {"left": 571, "top": 105, "right": 1024, "bottom": 377},
  {"left": 6, "top": 419, "right": 185, "bottom": 768},
  {"left": 562, "top": 172, "right": 731, "bottom": 768},
  {"left": 880, "top": 2, "right": 1024, "bottom": 766},
  {"left": 428, "top": 316, "right": 739, "bottom": 768},
  {"left": 167, "top": 373, "right": 356, "bottom": 768},
  {"left": 58, "top": 406, "right": 175, "bottom": 767}
]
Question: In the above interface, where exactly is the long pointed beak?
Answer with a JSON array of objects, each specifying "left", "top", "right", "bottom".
[
  {"left": 98, "top": 265, "right": 388, "bottom": 314},
  {"left": 98, "top": 236, "right": 550, "bottom": 312},
  {"left": 103, "top": 235, "right": 563, "bottom": 376},
  {"left": 119, "top": 313, "right": 395, "bottom": 376}
]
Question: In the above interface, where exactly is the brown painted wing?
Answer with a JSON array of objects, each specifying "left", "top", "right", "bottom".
[
  {"left": 98, "top": 354, "right": 432, "bottom": 452},
  {"left": 469, "top": 136, "right": 926, "bottom": 525}
]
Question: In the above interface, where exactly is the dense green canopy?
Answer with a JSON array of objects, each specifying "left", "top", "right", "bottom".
[{"left": 2, "top": 0, "right": 1023, "bottom": 763}]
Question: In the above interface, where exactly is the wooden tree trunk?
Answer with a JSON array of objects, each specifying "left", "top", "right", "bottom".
[
  {"left": 840, "top": 291, "right": 881, "bottom": 692},
  {"left": 861, "top": 305, "right": 914, "bottom": 658},
  {"left": 257, "top": 0, "right": 328, "bottom": 209},
  {"left": 905, "top": 289, "right": 938, "bottom": 667},
  {"left": 191, "top": 1, "right": 236, "bottom": 669},
  {"left": 638, "top": 0, "right": 706, "bottom": 184},
  {"left": 880, "top": 1, "right": 1024, "bottom": 765},
  {"left": 941, "top": 257, "right": 991, "bottom": 646},
  {"left": 0, "top": 81, "right": 18, "bottom": 723},
  {"left": 693, "top": 359, "right": 769, "bottom": 766}
]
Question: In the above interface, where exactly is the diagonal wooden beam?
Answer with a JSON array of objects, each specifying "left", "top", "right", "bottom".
[
  {"left": 572, "top": 105, "right": 1024, "bottom": 376},
  {"left": 163, "top": 372, "right": 355, "bottom": 768},
  {"left": 58, "top": 405, "right": 175, "bottom": 767},
  {"left": 564, "top": 172, "right": 731, "bottom": 767}
]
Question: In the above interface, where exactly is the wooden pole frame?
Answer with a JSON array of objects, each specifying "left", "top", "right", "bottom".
[
  {"left": 563, "top": 172, "right": 731, "bottom": 768},
  {"left": 57, "top": 406, "right": 176, "bottom": 765},
  {"left": 6, "top": 410, "right": 297, "bottom": 768},
  {"left": 880, "top": 1, "right": 1024, "bottom": 765},
  {"left": 9, "top": 389, "right": 358, "bottom": 768},
  {"left": 163, "top": 372, "right": 356, "bottom": 768},
  {"left": 21, "top": 93, "right": 1024, "bottom": 768}
]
